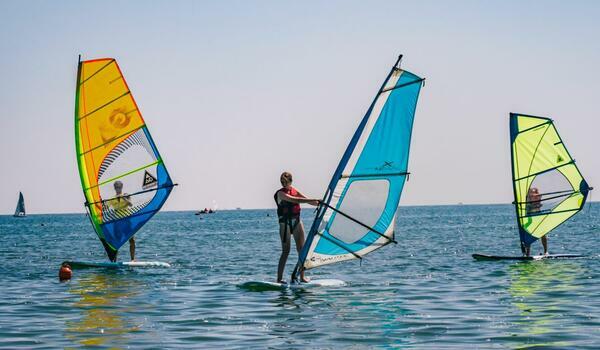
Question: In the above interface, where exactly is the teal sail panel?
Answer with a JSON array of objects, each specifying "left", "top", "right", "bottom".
[{"left": 295, "top": 56, "right": 424, "bottom": 272}]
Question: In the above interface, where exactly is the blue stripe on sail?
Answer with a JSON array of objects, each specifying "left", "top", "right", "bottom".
[
  {"left": 313, "top": 71, "right": 422, "bottom": 256},
  {"left": 143, "top": 126, "right": 161, "bottom": 158},
  {"left": 519, "top": 228, "right": 537, "bottom": 246},
  {"left": 100, "top": 163, "right": 173, "bottom": 250}
]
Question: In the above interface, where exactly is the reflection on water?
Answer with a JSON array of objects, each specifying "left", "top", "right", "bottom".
[
  {"left": 508, "top": 260, "right": 585, "bottom": 348},
  {"left": 65, "top": 272, "right": 146, "bottom": 348}
]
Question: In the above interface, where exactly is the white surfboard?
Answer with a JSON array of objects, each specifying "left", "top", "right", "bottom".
[
  {"left": 63, "top": 260, "right": 171, "bottom": 269},
  {"left": 239, "top": 279, "right": 346, "bottom": 291}
]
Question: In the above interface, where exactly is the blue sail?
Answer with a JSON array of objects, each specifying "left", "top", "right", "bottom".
[{"left": 294, "top": 56, "right": 424, "bottom": 274}]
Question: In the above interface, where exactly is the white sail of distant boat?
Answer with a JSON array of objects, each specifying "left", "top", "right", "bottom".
[
  {"left": 14, "top": 192, "right": 26, "bottom": 217},
  {"left": 292, "top": 55, "right": 424, "bottom": 280}
]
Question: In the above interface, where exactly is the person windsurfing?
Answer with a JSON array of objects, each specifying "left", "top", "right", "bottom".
[
  {"left": 522, "top": 187, "right": 546, "bottom": 256},
  {"left": 107, "top": 180, "right": 136, "bottom": 261},
  {"left": 274, "top": 172, "right": 319, "bottom": 284}
]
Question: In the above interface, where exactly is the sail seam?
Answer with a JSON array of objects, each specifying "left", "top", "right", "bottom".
[
  {"left": 514, "top": 160, "right": 575, "bottom": 182},
  {"left": 380, "top": 78, "right": 425, "bottom": 94},
  {"left": 79, "top": 59, "right": 115, "bottom": 85},
  {"left": 86, "top": 160, "right": 162, "bottom": 190},
  {"left": 100, "top": 208, "right": 161, "bottom": 226},
  {"left": 321, "top": 201, "right": 396, "bottom": 244},
  {"left": 516, "top": 121, "right": 552, "bottom": 135},
  {"left": 523, "top": 123, "right": 552, "bottom": 185},
  {"left": 78, "top": 91, "right": 131, "bottom": 121},
  {"left": 316, "top": 232, "right": 363, "bottom": 260},
  {"left": 340, "top": 171, "right": 408, "bottom": 179},
  {"left": 86, "top": 183, "right": 176, "bottom": 206},
  {"left": 78, "top": 125, "right": 144, "bottom": 156},
  {"left": 520, "top": 207, "right": 580, "bottom": 219},
  {"left": 515, "top": 190, "right": 579, "bottom": 205}
]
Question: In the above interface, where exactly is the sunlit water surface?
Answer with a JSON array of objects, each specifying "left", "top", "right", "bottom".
[{"left": 1, "top": 204, "right": 599, "bottom": 349}]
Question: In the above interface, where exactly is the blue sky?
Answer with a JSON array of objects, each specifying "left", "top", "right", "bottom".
[{"left": 1, "top": 1, "right": 599, "bottom": 213}]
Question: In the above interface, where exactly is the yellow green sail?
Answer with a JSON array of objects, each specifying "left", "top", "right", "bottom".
[
  {"left": 510, "top": 113, "right": 591, "bottom": 247},
  {"left": 75, "top": 57, "right": 174, "bottom": 261}
]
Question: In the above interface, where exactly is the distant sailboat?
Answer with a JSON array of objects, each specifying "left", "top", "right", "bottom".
[
  {"left": 13, "top": 192, "right": 26, "bottom": 217},
  {"left": 71, "top": 56, "right": 176, "bottom": 263},
  {"left": 291, "top": 55, "right": 424, "bottom": 280}
]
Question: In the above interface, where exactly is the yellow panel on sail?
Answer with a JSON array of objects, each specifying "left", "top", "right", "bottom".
[{"left": 77, "top": 59, "right": 145, "bottom": 217}]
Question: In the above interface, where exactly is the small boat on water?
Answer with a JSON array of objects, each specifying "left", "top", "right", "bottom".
[
  {"left": 13, "top": 192, "right": 26, "bottom": 217},
  {"left": 195, "top": 208, "right": 216, "bottom": 215}
]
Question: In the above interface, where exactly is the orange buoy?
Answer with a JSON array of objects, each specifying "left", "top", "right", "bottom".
[{"left": 59, "top": 263, "right": 72, "bottom": 281}]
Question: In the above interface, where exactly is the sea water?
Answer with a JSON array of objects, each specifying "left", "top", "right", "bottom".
[{"left": 1, "top": 204, "right": 599, "bottom": 349}]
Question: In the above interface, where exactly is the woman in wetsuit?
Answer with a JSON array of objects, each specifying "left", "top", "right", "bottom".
[{"left": 274, "top": 172, "right": 319, "bottom": 283}]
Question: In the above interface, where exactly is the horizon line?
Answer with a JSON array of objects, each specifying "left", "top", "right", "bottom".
[{"left": 2, "top": 201, "right": 597, "bottom": 216}]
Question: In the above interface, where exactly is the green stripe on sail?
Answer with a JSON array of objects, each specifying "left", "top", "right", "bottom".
[{"left": 86, "top": 160, "right": 163, "bottom": 190}]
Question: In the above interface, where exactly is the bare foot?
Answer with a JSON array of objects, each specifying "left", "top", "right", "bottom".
[{"left": 300, "top": 276, "right": 311, "bottom": 283}]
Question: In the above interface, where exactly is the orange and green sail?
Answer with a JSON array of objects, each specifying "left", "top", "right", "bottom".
[
  {"left": 510, "top": 113, "right": 591, "bottom": 248},
  {"left": 75, "top": 57, "right": 174, "bottom": 261}
]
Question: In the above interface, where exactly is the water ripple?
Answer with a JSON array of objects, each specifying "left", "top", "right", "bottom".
[{"left": 1, "top": 205, "right": 600, "bottom": 348}]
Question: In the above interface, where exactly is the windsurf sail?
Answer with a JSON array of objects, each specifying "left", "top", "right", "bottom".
[
  {"left": 510, "top": 113, "right": 591, "bottom": 248},
  {"left": 75, "top": 57, "right": 175, "bottom": 261},
  {"left": 13, "top": 192, "right": 25, "bottom": 217},
  {"left": 293, "top": 56, "right": 424, "bottom": 278}
]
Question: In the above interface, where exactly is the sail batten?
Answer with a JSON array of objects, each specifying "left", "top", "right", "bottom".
[
  {"left": 509, "top": 113, "right": 591, "bottom": 246},
  {"left": 87, "top": 160, "right": 163, "bottom": 190},
  {"left": 340, "top": 171, "right": 409, "bottom": 179},
  {"left": 293, "top": 57, "right": 423, "bottom": 276},
  {"left": 75, "top": 57, "right": 174, "bottom": 261},
  {"left": 78, "top": 91, "right": 132, "bottom": 120}
]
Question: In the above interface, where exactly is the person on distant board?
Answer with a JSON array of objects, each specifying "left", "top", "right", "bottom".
[
  {"left": 108, "top": 180, "right": 136, "bottom": 261},
  {"left": 523, "top": 187, "right": 546, "bottom": 256},
  {"left": 274, "top": 172, "right": 319, "bottom": 284}
]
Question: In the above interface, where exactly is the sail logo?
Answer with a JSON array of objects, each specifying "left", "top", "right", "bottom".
[
  {"left": 375, "top": 161, "right": 395, "bottom": 171},
  {"left": 142, "top": 170, "right": 158, "bottom": 189},
  {"left": 99, "top": 107, "right": 132, "bottom": 144}
]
